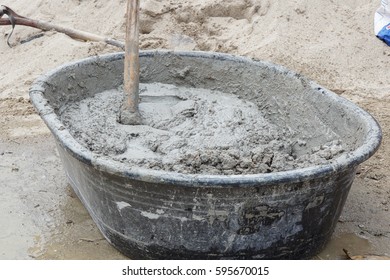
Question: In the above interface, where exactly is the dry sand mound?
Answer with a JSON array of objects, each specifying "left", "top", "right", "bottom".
[{"left": 1, "top": 0, "right": 389, "bottom": 102}]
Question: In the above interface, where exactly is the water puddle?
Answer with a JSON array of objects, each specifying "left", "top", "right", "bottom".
[{"left": 318, "top": 233, "right": 372, "bottom": 260}]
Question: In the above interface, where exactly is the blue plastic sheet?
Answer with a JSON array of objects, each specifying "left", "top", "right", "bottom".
[{"left": 375, "top": 1, "right": 390, "bottom": 46}]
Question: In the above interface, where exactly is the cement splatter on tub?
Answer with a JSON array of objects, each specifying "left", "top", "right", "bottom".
[{"left": 60, "top": 83, "right": 344, "bottom": 175}]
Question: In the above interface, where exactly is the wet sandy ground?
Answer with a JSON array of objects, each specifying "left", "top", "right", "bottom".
[{"left": 1, "top": 119, "right": 389, "bottom": 260}]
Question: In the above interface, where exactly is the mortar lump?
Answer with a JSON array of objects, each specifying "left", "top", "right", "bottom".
[{"left": 60, "top": 83, "right": 345, "bottom": 175}]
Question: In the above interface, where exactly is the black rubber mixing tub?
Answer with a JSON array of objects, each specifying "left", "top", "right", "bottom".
[{"left": 29, "top": 51, "right": 382, "bottom": 259}]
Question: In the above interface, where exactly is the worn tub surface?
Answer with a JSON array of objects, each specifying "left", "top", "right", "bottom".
[{"left": 29, "top": 51, "right": 381, "bottom": 259}]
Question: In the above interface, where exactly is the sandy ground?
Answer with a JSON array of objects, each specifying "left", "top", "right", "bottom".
[{"left": 0, "top": 0, "right": 389, "bottom": 259}]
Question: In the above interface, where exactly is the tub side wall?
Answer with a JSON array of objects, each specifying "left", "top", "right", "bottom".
[
  {"left": 56, "top": 138, "right": 355, "bottom": 259},
  {"left": 39, "top": 55, "right": 124, "bottom": 113}
]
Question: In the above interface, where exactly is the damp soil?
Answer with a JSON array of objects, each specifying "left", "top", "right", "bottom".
[{"left": 60, "top": 82, "right": 345, "bottom": 175}]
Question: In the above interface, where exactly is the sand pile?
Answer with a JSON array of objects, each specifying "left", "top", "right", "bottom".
[{"left": 1, "top": 0, "right": 388, "bottom": 102}]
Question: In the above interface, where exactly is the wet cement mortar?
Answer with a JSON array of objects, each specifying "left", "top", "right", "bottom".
[{"left": 60, "top": 83, "right": 344, "bottom": 175}]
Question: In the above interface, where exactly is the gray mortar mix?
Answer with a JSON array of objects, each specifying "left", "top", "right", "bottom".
[{"left": 60, "top": 82, "right": 344, "bottom": 175}]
